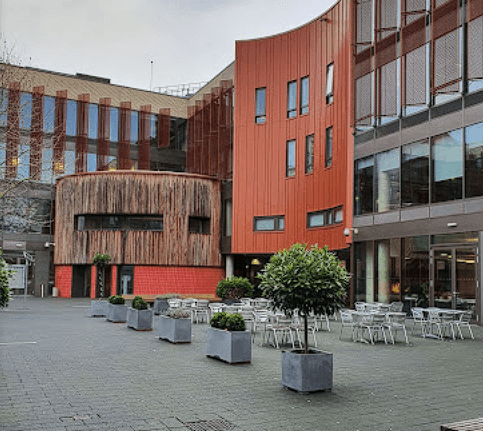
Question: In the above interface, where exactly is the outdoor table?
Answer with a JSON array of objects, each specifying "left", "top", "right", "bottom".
[
  {"left": 441, "top": 417, "right": 483, "bottom": 430},
  {"left": 422, "top": 308, "right": 465, "bottom": 339}
]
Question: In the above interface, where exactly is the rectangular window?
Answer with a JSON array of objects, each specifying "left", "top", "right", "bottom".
[
  {"left": 87, "top": 152, "right": 97, "bottom": 172},
  {"left": 130, "top": 111, "right": 139, "bottom": 144},
  {"left": 189, "top": 216, "right": 210, "bottom": 234},
  {"left": 88, "top": 103, "right": 98, "bottom": 140},
  {"left": 326, "top": 63, "right": 334, "bottom": 104},
  {"left": 286, "top": 139, "right": 296, "bottom": 177},
  {"left": 150, "top": 114, "right": 158, "bottom": 144},
  {"left": 75, "top": 215, "right": 164, "bottom": 231},
  {"left": 354, "top": 156, "right": 374, "bottom": 215},
  {"left": 66, "top": 100, "right": 77, "bottom": 136},
  {"left": 255, "top": 87, "right": 266, "bottom": 123},
  {"left": 287, "top": 80, "right": 297, "bottom": 118},
  {"left": 254, "top": 216, "right": 285, "bottom": 231},
  {"left": 110, "top": 107, "right": 119, "bottom": 142},
  {"left": 325, "top": 127, "right": 333, "bottom": 168},
  {"left": 465, "top": 121, "right": 483, "bottom": 198},
  {"left": 375, "top": 148, "right": 400, "bottom": 212},
  {"left": 307, "top": 206, "right": 343, "bottom": 228},
  {"left": 129, "top": 216, "right": 163, "bottom": 231},
  {"left": 401, "top": 140, "right": 429, "bottom": 207},
  {"left": 305, "top": 134, "right": 314, "bottom": 174},
  {"left": 300, "top": 76, "right": 309, "bottom": 115},
  {"left": 0, "top": 88, "right": 8, "bottom": 127},
  {"left": 225, "top": 200, "right": 232, "bottom": 237},
  {"left": 43, "top": 96, "right": 55, "bottom": 133},
  {"left": 20, "top": 92, "right": 32, "bottom": 130}
]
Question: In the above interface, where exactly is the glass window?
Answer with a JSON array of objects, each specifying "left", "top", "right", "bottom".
[
  {"left": 188, "top": 217, "right": 210, "bottom": 234},
  {"left": 0, "top": 141, "right": 6, "bottom": 179},
  {"left": 326, "top": 63, "right": 334, "bottom": 104},
  {"left": 325, "top": 127, "right": 333, "bottom": 168},
  {"left": 286, "top": 139, "right": 296, "bottom": 177},
  {"left": 431, "top": 129, "right": 462, "bottom": 203},
  {"left": 300, "top": 76, "right": 309, "bottom": 115},
  {"left": 254, "top": 216, "right": 284, "bottom": 231},
  {"left": 375, "top": 238, "right": 401, "bottom": 303},
  {"left": 307, "top": 212, "right": 325, "bottom": 228},
  {"left": 130, "top": 216, "right": 163, "bottom": 231},
  {"left": 88, "top": 103, "right": 98, "bottom": 140},
  {"left": 465, "top": 121, "right": 483, "bottom": 198},
  {"left": 305, "top": 134, "right": 314, "bottom": 174},
  {"left": 65, "top": 149, "right": 76, "bottom": 175},
  {"left": 16, "top": 144, "right": 30, "bottom": 180},
  {"left": 110, "top": 107, "right": 119, "bottom": 142},
  {"left": 335, "top": 207, "right": 343, "bottom": 223},
  {"left": 255, "top": 87, "right": 266, "bottom": 123},
  {"left": 225, "top": 200, "right": 232, "bottom": 237},
  {"left": 401, "top": 140, "right": 429, "bottom": 207},
  {"left": 0, "top": 88, "right": 8, "bottom": 127},
  {"left": 41, "top": 148, "right": 53, "bottom": 183},
  {"left": 130, "top": 111, "right": 139, "bottom": 144},
  {"left": 287, "top": 80, "right": 297, "bottom": 118},
  {"left": 87, "top": 153, "right": 97, "bottom": 172},
  {"left": 20, "top": 92, "right": 32, "bottom": 130},
  {"left": 375, "top": 148, "right": 400, "bottom": 212},
  {"left": 401, "top": 236, "right": 429, "bottom": 307},
  {"left": 66, "top": 100, "right": 77, "bottom": 137},
  {"left": 150, "top": 114, "right": 158, "bottom": 144},
  {"left": 43, "top": 96, "right": 55, "bottom": 133},
  {"left": 354, "top": 241, "right": 375, "bottom": 303},
  {"left": 354, "top": 156, "right": 374, "bottom": 215}
]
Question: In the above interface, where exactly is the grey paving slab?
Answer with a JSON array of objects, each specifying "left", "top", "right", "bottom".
[{"left": 1, "top": 297, "right": 483, "bottom": 431}]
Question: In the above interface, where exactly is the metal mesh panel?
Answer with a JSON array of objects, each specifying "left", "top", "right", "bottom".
[
  {"left": 355, "top": 47, "right": 372, "bottom": 79},
  {"left": 97, "top": 98, "right": 110, "bottom": 171},
  {"left": 193, "top": 100, "right": 203, "bottom": 174},
  {"left": 435, "top": 0, "right": 452, "bottom": 7},
  {"left": 6, "top": 83, "right": 20, "bottom": 179},
  {"left": 356, "top": 0, "right": 373, "bottom": 53},
  {"left": 138, "top": 106, "right": 151, "bottom": 170},
  {"left": 186, "top": 106, "right": 195, "bottom": 173},
  {"left": 402, "top": 15, "right": 426, "bottom": 55},
  {"left": 158, "top": 108, "right": 170, "bottom": 149},
  {"left": 118, "top": 101, "right": 131, "bottom": 170},
  {"left": 404, "top": 44, "right": 427, "bottom": 105},
  {"left": 75, "top": 94, "right": 89, "bottom": 173},
  {"left": 433, "top": 0, "right": 459, "bottom": 40},
  {"left": 468, "top": 17, "right": 483, "bottom": 80},
  {"left": 30, "top": 87, "right": 44, "bottom": 181},
  {"left": 403, "top": 0, "right": 427, "bottom": 25},
  {"left": 375, "top": 33, "right": 397, "bottom": 68},
  {"left": 53, "top": 90, "right": 67, "bottom": 175},
  {"left": 433, "top": 29, "right": 460, "bottom": 93},
  {"left": 468, "top": 0, "right": 483, "bottom": 21},
  {"left": 355, "top": 73, "right": 373, "bottom": 125},
  {"left": 378, "top": 60, "right": 398, "bottom": 117},
  {"left": 376, "top": 0, "right": 397, "bottom": 34}
]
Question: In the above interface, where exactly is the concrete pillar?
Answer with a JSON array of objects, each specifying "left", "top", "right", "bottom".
[
  {"left": 365, "top": 242, "right": 374, "bottom": 303},
  {"left": 378, "top": 241, "right": 391, "bottom": 303},
  {"left": 225, "top": 255, "right": 234, "bottom": 278}
]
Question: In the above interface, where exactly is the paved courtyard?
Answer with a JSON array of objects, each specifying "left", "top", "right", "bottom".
[{"left": 1, "top": 297, "right": 482, "bottom": 431}]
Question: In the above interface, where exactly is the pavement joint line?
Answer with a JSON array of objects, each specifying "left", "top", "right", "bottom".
[{"left": 0, "top": 341, "right": 38, "bottom": 345}]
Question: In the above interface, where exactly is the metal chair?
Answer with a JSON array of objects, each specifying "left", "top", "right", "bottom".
[
  {"left": 410, "top": 308, "right": 428, "bottom": 337},
  {"left": 385, "top": 312, "right": 408, "bottom": 344},
  {"left": 339, "top": 310, "right": 356, "bottom": 341},
  {"left": 454, "top": 310, "right": 475, "bottom": 340}
]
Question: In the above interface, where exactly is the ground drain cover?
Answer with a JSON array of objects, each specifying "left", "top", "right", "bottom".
[{"left": 184, "top": 419, "right": 236, "bottom": 430}]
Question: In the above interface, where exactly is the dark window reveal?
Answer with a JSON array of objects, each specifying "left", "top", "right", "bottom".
[{"left": 189, "top": 217, "right": 210, "bottom": 234}]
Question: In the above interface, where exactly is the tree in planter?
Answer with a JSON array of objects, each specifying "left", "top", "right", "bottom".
[
  {"left": 258, "top": 243, "right": 348, "bottom": 354},
  {"left": 216, "top": 276, "right": 253, "bottom": 301},
  {"left": 93, "top": 253, "right": 111, "bottom": 299},
  {"left": 0, "top": 250, "right": 14, "bottom": 308}
]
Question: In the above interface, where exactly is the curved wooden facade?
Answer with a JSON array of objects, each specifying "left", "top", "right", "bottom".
[
  {"left": 232, "top": 0, "right": 353, "bottom": 255},
  {"left": 54, "top": 171, "right": 222, "bottom": 268}
]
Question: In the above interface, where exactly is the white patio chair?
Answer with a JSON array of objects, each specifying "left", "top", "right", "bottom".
[
  {"left": 355, "top": 302, "right": 366, "bottom": 311},
  {"left": 454, "top": 310, "right": 475, "bottom": 340},
  {"left": 266, "top": 317, "right": 296, "bottom": 349},
  {"left": 360, "top": 313, "right": 387, "bottom": 344},
  {"left": 389, "top": 302, "right": 404, "bottom": 313},
  {"left": 410, "top": 308, "right": 428, "bottom": 337},
  {"left": 339, "top": 310, "right": 356, "bottom": 341},
  {"left": 192, "top": 300, "right": 209, "bottom": 323},
  {"left": 290, "top": 315, "right": 318, "bottom": 348},
  {"left": 167, "top": 298, "right": 182, "bottom": 309},
  {"left": 385, "top": 313, "right": 408, "bottom": 344}
]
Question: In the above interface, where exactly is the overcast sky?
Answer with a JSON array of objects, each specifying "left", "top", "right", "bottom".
[{"left": 2, "top": 0, "right": 337, "bottom": 92}]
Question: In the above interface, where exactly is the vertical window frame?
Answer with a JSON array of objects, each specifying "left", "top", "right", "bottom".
[
  {"left": 325, "top": 126, "right": 333, "bottom": 168},
  {"left": 300, "top": 76, "right": 309, "bottom": 115},
  {"left": 326, "top": 63, "right": 334, "bottom": 104},
  {"left": 255, "top": 87, "right": 266, "bottom": 123},
  {"left": 287, "top": 80, "right": 297, "bottom": 118},
  {"left": 305, "top": 134, "right": 314, "bottom": 174},
  {"left": 286, "top": 139, "right": 296, "bottom": 177}
]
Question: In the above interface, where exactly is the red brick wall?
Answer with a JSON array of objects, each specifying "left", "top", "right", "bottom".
[
  {"left": 133, "top": 266, "right": 225, "bottom": 296},
  {"left": 54, "top": 266, "right": 72, "bottom": 298},
  {"left": 90, "top": 266, "right": 97, "bottom": 299}
]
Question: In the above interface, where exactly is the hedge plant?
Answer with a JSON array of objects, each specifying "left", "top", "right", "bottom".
[
  {"left": 216, "top": 276, "right": 253, "bottom": 300},
  {"left": 210, "top": 311, "right": 246, "bottom": 331},
  {"left": 108, "top": 295, "right": 125, "bottom": 305},
  {"left": 131, "top": 295, "right": 149, "bottom": 310},
  {"left": 166, "top": 308, "right": 191, "bottom": 319},
  {"left": 0, "top": 250, "right": 13, "bottom": 308}
]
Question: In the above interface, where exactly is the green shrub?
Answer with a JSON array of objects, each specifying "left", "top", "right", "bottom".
[
  {"left": 225, "top": 313, "right": 246, "bottom": 331},
  {"left": 216, "top": 276, "right": 253, "bottom": 300},
  {"left": 210, "top": 311, "right": 228, "bottom": 329},
  {"left": 109, "top": 295, "right": 125, "bottom": 305},
  {"left": 166, "top": 308, "right": 191, "bottom": 319},
  {"left": 93, "top": 253, "right": 111, "bottom": 266},
  {"left": 0, "top": 250, "right": 13, "bottom": 308},
  {"left": 131, "top": 295, "right": 148, "bottom": 310}
]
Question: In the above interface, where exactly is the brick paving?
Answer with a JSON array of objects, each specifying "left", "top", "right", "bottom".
[{"left": 1, "top": 297, "right": 482, "bottom": 431}]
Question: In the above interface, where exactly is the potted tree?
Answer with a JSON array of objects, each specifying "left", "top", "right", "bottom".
[
  {"left": 89, "top": 253, "right": 111, "bottom": 317},
  {"left": 258, "top": 243, "right": 348, "bottom": 394},
  {"left": 127, "top": 296, "right": 153, "bottom": 331},
  {"left": 206, "top": 312, "right": 251, "bottom": 364},
  {"left": 216, "top": 276, "right": 253, "bottom": 305},
  {"left": 153, "top": 293, "right": 180, "bottom": 315},
  {"left": 106, "top": 295, "right": 128, "bottom": 323},
  {"left": 158, "top": 307, "right": 192, "bottom": 343}
]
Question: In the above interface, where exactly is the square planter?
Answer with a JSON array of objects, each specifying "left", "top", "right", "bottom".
[
  {"left": 107, "top": 304, "right": 128, "bottom": 323},
  {"left": 158, "top": 316, "right": 191, "bottom": 343},
  {"left": 89, "top": 300, "right": 109, "bottom": 317},
  {"left": 127, "top": 307, "right": 153, "bottom": 331},
  {"left": 281, "top": 349, "right": 333, "bottom": 394},
  {"left": 206, "top": 327, "right": 251, "bottom": 364},
  {"left": 153, "top": 298, "right": 170, "bottom": 315}
]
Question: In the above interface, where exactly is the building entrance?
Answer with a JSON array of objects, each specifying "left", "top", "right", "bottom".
[{"left": 431, "top": 245, "right": 478, "bottom": 320}]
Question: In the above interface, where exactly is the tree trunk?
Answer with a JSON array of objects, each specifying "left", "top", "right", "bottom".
[{"left": 304, "top": 314, "right": 309, "bottom": 354}]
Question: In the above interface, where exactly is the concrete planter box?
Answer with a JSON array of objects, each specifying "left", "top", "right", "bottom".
[
  {"left": 281, "top": 349, "right": 333, "bottom": 394},
  {"left": 89, "top": 300, "right": 109, "bottom": 317},
  {"left": 107, "top": 304, "right": 128, "bottom": 323},
  {"left": 158, "top": 316, "right": 191, "bottom": 343},
  {"left": 127, "top": 307, "right": 153, "bottom": 331},
  {"left": 153, "top": 298, "right": 170, "bottom": 315},
  {"left": 206, "top": 327, "right": 251, "bottom": 364}
]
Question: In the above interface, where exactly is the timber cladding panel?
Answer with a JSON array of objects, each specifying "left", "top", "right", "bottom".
[{"left": 54, "top": 171, "right": 222, "bottom": 267}]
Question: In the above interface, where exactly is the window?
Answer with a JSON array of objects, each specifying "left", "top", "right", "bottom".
[
  {"left": 254, "top": 216, "right": 285, "bottom": 231},
  {"left": 129, "top": 216, "right": 163, "bottom": 231},
  {"left": 287, "top": 80, "right": 297, "bottom": 118},
  {"left": 300, "top": 76, "right": 309, "bottom": 115},
  {"left": 87, "top": 153, "right": 97, "bottom": 172},
  {"left": 43, "top": 96, "right": 55, "bottom": 133},
  {"left": 189, "top": 216, "right": 210, "bottom": 234},
  {"left": 0, "top": 89, "right": 8, "bottom": 127},
  {"left": 325, "top": 127, "right": 333, "bottom": 168},
  {"left": 375, "top": 148, "right": 400, "bottom": 212},
  {"left": 305, "top": 134, "right": 314, "bottom": 174},
  {"left": 131, "top": 111, "right": 139, "bottom": 144},
  {"left": 307, "top": 206, "right": 343, "bottom": 228},
  {"left": 88, "top": 103, "right": 98, "bottom": 140},
  {"left": 20, "top": 92, "right": 32, "bottom": 130},
  {"left": 354, "top": 156, "right": 374, "bottom": 215},
  {"left": 150, "top": 114, "right": 158, "bottom": 145},
  {"left": 66, "top": 100, "right": 77, "bottom": 136},
  {"left": 225, "top": 200, "right": 232, "bottom": 237},
  {"left": 465, "top": 121, "right": 483, "bottom": 198},
  {"left": 286, "top": 139, "right": 296, "bottom": 177},
  {"left": 401, "top": 140, "right": 429, "bottom": 207},
  {"left": 326, "top": 63, "right": 334, "bottom": 104},
  {"left": 75, "top": 215, "right": 164, "bottom": 231},
  {"left": 255, "top": 87, "right": 266, "bottom": 123},
  {"left": 110, "top": 107, "right": 119, "bottom": 142}
]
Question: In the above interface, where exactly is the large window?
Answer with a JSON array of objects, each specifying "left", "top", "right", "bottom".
[
  {"left": 287, "top": 80, "right": 297, "bottom": 118},
  {"left": 375, "top": 148, "right": 400, "bottom": 212},
  {"left": 300, "top": 76, "right": 309, "bottom": 115},
  {"left": 431, "top": 129, "right": 462, "bottom": 203},
  {"left": 465, "top": 121, "right": 483, "bottom": 198},
  {"left": 354, "top": 156, "right": 374, "bottom": 215},
  {"left": 66, "top": 100, "right": 77, "bottom": 137},
  {"left": 110, "top": 107, "right": 119, "bottom": 142},
  {"left": 43, "top": 96, "right": 55, "bottom": 133},
  {"left": 255, "top": 87, "right": 266, "bottom": 123},
  {"left": 131, "top": 111, "right": 139, "bottom": 144},
  {"left": 305, "top": 134, "right": 314, "bottom": 174},
  {"left": 254, "top": 216, "right": 284, "bottom": 231},
  {"left": 188, "top": 216, "right": 210, "bottom": 234},
  {"left": 76, "top": 214, "right": 164, "bottom": 231},
  {"left": 88, "top": 103, "right": 98, "bottom": 140},
  {"left": 307, "top": 206, "right": 343, "bottom": 228},
  {"left": 286, "top": 139, "right": 296, "bottom": 177},
  {"left": 401, "top": 140, "right": 429, "bottom": 207},
  {"left": 0, "top": 89, "right": 7, "bottom": 127},
  {"left": 150, "top": 114, "right": 158, "bottom": 145},
  {"left": 326, "top": 63, "right": 334, "bottom": 104},
  {"left": 325, "top": 127, "right": 333, "bottom": 168},
  {"left": 19, "top": 92, "right": 32, "bottom": 130}
]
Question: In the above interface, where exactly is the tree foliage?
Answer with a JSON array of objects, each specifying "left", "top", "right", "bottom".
[
  {"left": 0, "top": 249, "right": 14, "bottom": 308},
  {"left": 216, "top": 276, "right": 253, "bottom": 300}
]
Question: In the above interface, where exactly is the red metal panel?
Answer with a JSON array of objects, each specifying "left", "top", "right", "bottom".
[
  {"left": 118, "top": 101, "right": 131, "bottom": 170},
  {"left": 75, "top": 94, "right": 89, "bottom": 173},
  {"left": 53, "top": 90, "right": 67, "bottom": 175},
  {"left": 97, "top": 98, "right": 111, "bottom": 171},
  {"left": 186, "top": 106, "right": 196, "bottom": 173},
  {"left": 158, "top": 108, "right": 170, "bottom": 149},
  {"left": 201, "top": 94, "right": 211, "bottom": 176},
  {"left": 432, "top": 0, "right": 459, "bottom": 40},
  {"left": 194, "top": 100, "right": 203, "bottom": 174},
  {"left": 30, "top": 86, "right": 44, "bottom": 181},
  {"left": 138, "top": 105, "right": 151, "bottom": 170},
  {"left": 6, "top": 82, "right": 20, "bottom": 179}
]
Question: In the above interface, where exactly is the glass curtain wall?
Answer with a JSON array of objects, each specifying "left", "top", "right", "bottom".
[
  {"left": 375, "top": 148, "right": 399, "bottom": 212},
  {"left": 401, "top": 139, "right": 429, "bottom": 206}
]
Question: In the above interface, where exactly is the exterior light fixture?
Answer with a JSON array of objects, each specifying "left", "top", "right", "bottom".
[
  {"left": 447, "top": 222, "right": 457, "bottom": 228},
  {"left": 251, "top": 258, "right": 261, "bottom": 265},
  {"left": 343, "top": 227, "right": 359, "bottom": 237}
]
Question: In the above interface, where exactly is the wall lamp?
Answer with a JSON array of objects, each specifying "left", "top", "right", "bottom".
[
  {"left": 343, "top": 227, "right": 359, "bottom": 237},
  {"left": 447, "top": 222, "right": 457, "bottom": 228},
  {"left": 44, "top": 242, "right": 55, "bottom": 248}
]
